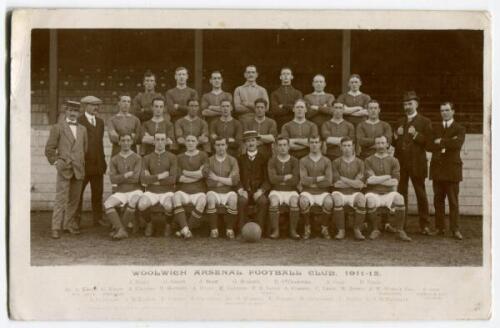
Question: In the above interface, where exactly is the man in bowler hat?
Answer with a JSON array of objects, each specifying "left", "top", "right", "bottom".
[
  {"left": 429, "top": 102, "right": 466, "bottom": 240},
  {"left": 75, "top": 95, "right": 108, "bottom": 228},
  {"left": 393, "top": 91, "right": 433, "bottom": 234}
]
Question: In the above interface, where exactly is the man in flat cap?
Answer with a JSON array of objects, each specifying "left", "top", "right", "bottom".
[
  {"left": 237, "top": 130, "right": 270, "bottom": 233},
  {"left": 393, "top": 91, "right": 433, "bottom": 235},
  {"left": 45, "top": 100, "right": 88, "bottom": 239},
  {"left": 75, "top": 95, "right": 108, "bottom": 228}
]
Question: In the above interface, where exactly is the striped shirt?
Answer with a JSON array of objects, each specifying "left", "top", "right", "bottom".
[
  {"left": 267, "top": 155, "right": 300, "bottom": 191},
  {"left": 109, "top": 151, "right": 142, "bottom": 193},
  {"left": 321, "top": 119, "right": 355, "bottom": 160},
  {"left": 332, "top": 157, "right": 365, "bottom": 195},
  {"left": 364, "top": 154, "right": 400, "bottom": 194},
  {"left": 140, "top": 151, "right": 177, "bottom": 193},
  {"left": 299, "top": 155, "right": 332, "bottom": 194},
  {"left": 176, "top": 151, "right": 208, "bottom": 194},
  {"left": 203, "top": 155, "right": 240, "bottom": 194}
]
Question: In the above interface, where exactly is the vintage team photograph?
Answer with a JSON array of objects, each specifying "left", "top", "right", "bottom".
[{"left": 29, "top": 27, "right": 485, "bottom": 267}]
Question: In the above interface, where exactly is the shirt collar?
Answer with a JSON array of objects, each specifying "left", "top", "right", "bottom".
[
  {"left": 220, "top": 116, "right": 233, "bottom": 123},
  {"left": 293, "top": 118, "right": 306, "bottom": 124},
  {"left": 342, "top": 155, "right": 356, "bottom": 163},
  {"left": 247, "top": 150, "right": 258, "bottom": 159},
  {"left": 244, "top": 81, "right": 257, "bottom": 87},
  {"left": 151, "top": 116, "right": 164, "bottom": 123},
  {"left": 366, "top": 119, "right": 380, "bottom": 125},
  {"left": 184, "top": 115, "right": 198, "bottom": 122},
  {"left": 215, "top": 155, "right": 227, "bottom": 162},
  {"left": 254, "top": 116, "right": 266, "bottom": 123},
  {"left": 154, "top": 150, "right": 166, "bottom": 155},
  {"left": 211, "top": 89, "right": 223, "bottom": 95},
  {"left": 348, "top": 90, "right": 362, "bottom": 97},
  {"left": 277, "top": 154, "right": 290, "bottom": 162},
  {"left": 443, "top": 119, "right": 454, "bottom": 127},
  {"left": 84, "top": 112, "right": 95, "bottom": 121},
  {"left": 66, "top": 118, "right": 77, "bottom": 124},
  {"left": 176, "top": 85, "right": 187, "bottom": 90},
  {"left": 117, "top": 112, "right": 132, "bottom": 117},
  {"left": 119, "top": 150, "right": 134, "bottom": 158},
  {"left": 407, "top": 111, "right": 418, "bottom": 121},
  {"left": 313, "top": 91, "right": 325, "bottom": 95},
  {"left": 330, "top": 118, "right": 344, "bottom": 124},
  {"left": 374, "top": 152, "right": 389, "bottom": 159}
]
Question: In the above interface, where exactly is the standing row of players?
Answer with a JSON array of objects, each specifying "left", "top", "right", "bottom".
[{"left": 45, "top": 66, "right": 465, "bottom": 241}]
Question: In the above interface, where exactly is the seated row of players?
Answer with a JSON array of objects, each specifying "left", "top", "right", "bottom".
[
  {"left": 130, "top": 67, "right": 370, "bottom": 130},
  {"left": 106, "top": 92, "right": 390, "bottom": 161},
  {"left": 104, "top": 128, "right": 411, "bottom": 242}
]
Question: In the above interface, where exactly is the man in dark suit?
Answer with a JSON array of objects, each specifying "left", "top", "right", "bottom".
[
  {"left": 393, "top": 91, "right": 433, "bottom": 234},
  {"left": 45, "top": 101, "right": 88, "bottom": 238},
  {"left": 430, "top": 102, "right": 466, "bottom": 240},
  {"left": 237, "top": 130, "right": 270, "bottom": 232},
  {"left": 75, "top": 95, "right": 108, "bottom": 228}
]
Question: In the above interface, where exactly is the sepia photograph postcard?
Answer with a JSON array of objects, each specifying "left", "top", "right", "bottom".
[{"left": 9, "top": 8, "right": 491, "bottom": 321}]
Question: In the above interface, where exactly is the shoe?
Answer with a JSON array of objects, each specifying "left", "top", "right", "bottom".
[
  {"left": 210, "top": 229, "right": 219, "bottom": 239},
  {"left": 269, "top": 230, "right": 280, "bottom": 239},
  {"left": 289, "top": 232, "right": 301, "bottom": 240},
  {"left": 174, "top": 231, "right": 182, "bottom": 238},
  {"left": 51, "top": 230, "right": 60, "bottom": 239},
  {"left": 453, "top": 230, "right": 463, "bottom": 240},
  {"left": 145, "top": 222, "right": 153, "bottom": 237},
  {"left": 384, "top": 223, "right": 397, "bottom": 233},
  {"left": 226, "top": 229, "right": 235, "bottom": 240},
  {"left": 164, "top": 224, "right": 172, "bottom": 237},
  {"left": 183, "top": 230, "right": 193, "bottom": 239},
  {"left": 420, "top": 226, "right": 435, "bottom": 236},
  {"left": 303, "top": 225, "right": 311, "bottom": 240},
  {"left": 109, "top": 228, "right": 117, "bottom": 237},
  {"left": 353, "top": 229, "right": 365, "bottom": 241},
  {"left": 94, "top": 219, "right": 110, "bottom": 227},
  {"left": 112, "top": 228, "right": 128, "bottom": 240},
  {"left": 334, "top": 229, "right": 345, "bottom": 240},
  {"left": 321, "top": 226, "right": 332, "bottom": 240},
  {"left": 64, "top": 227, "right": 81, "bottom": 235},
  {"left": 369, "top": 230, "right": 381, "bottom": 240},
  {"left": 398, "top": 230, "right": 412, "bottom": 242}
]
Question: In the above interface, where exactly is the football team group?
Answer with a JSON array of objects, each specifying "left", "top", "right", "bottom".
[{"left": 44, "top": 65, "right": 466, "bottom": 242}]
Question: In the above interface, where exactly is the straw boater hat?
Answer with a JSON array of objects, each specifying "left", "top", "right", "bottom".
[{"left": 242, "top": 130, "right": 260, "bottom": 140}]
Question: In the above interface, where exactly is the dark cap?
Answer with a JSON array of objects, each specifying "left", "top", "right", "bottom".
[{"left": 403, "top": 91, "right": 419, "bottom": 102}]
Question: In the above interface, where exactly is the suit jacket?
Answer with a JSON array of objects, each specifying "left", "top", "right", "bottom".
[
  {"left": 393, "top": 113, "right": 432, "bottom": 178},
  {"left": 45, "top": 120, "right": 88, "bottom": 180},
  {"left": 237, "top": 151, "right": 271, "bottom": 194},
  {"left": 78, "top": 114, "right": 107, "bottom": 175},
  {"left": 429, "top": 120, "right": 466, "bottom": 182}
]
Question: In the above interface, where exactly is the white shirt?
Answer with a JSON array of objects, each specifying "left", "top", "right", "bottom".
[
  {"left": 85, "top": 112, "right": 96, "bottom": 126},
  {"left": 407, "top": 111, "right": 418, "bottom": 121},
  {"left": 66, "top": 119, "right": 77, "bottom": 138},
  {"left": 443, "top": 119, "right": 454, "bottom": 128},
  {"left": 247, "top": 150, "right": 258, "bottom": 161}
]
